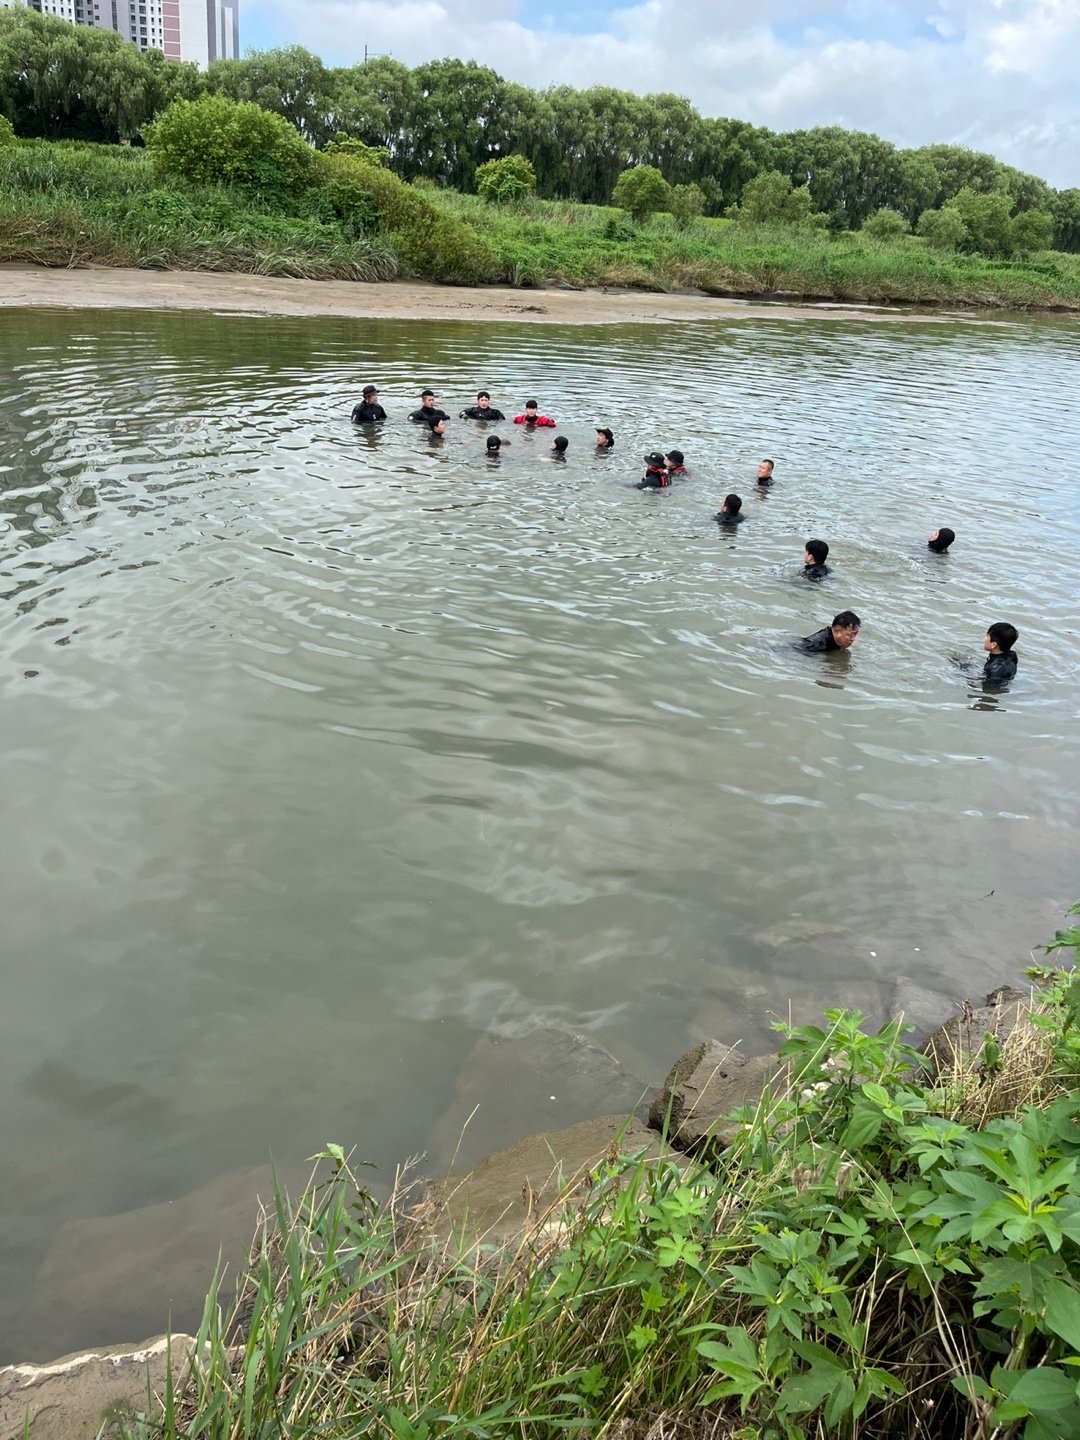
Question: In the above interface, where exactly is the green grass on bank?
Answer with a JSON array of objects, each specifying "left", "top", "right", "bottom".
[
  {"left": 3, "top": 139, "right": 1080, "bottom": 308},
  {"left": 119, "top": 908, "right": 1080, "bottom": 1440}
]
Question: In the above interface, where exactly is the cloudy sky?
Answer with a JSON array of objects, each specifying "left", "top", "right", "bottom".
[{"left": 240, "top": 0, "right": 1080, "bottom": 189}]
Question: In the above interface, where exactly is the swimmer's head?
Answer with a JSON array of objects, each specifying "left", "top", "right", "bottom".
[
  {"left": 421, "top": 388, "right": 436, "bottom": 403},
  {"left": 644, "top": 451, "right": 666, "bottom": 469},
  {"left": 666, "top": 449, "right": 684, "bottom": 467},
  {"left": 830, "top": 610, "right": 861, "bottom": 648},
  {"left": 805, "top": 539, "right": 829, "bottom": 566},
  {"left": 475, "top": 390, "right": 492, "bottom": 408},
  {"left": 552, "top": 435, "right": 568, "bottom": 455},
  {"left": 757, "top": 459, "right": 774, "bottom": 482},
  {"left": 928, "top": 527, "right": 955, "bottom": 553},
  {"left": 985, "top": 622, "right": 1018, "bottom": 654},
  {"left": 524, "top": 399, "right": 539, "bottom": 418},
  {"left": 362, "top": 384, "right": 379, "bottom": 398},
  {"left": 595, "top": 427, "right": 614, "bottom": 447},
  {"left": 486, "top": 435, "right": 503, "bottom": 452},
  {"left": 722, "top": 493, "right": 742, "bottom": 514},
  {"left": 428, "top": 418, "right": 445, "bottom": 435}
]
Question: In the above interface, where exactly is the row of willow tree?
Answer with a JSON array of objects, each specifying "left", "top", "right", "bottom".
[{"left": 2, "top": 7, "right": 1079, "bottom": 249}]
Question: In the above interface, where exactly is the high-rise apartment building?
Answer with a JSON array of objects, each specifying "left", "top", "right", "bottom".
[{"left": 2, "top": 0, "right": 239, "bottom": 64}]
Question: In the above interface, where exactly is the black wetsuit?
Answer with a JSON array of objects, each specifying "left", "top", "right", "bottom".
[
  {"left": 459, "top": 405, "right": 506, "bottom": 420},
  {"left": 352, "top": 401, "right": 387, "bottom": 423},
  {"left": 800, "top": 626, "right": 840, "bottom": 652},
  {"left": 802, "top": 563, "right": 831, "bottom": 580},
  {"left": 639, "top": 467, "right": 670, "bottom": 489},
  {"left": 983, "top": 652, "right": 1018, "bottom": 685},
  {"left": 408, "top": 405, "right": 448, "bottom": 424},
  {"left": 717, "top": 512, "right": 744, "bottom": 526}
]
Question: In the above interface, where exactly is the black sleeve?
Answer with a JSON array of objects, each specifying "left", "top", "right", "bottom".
[
  {"left": 351, "top": 405, "right": 363, "bottom": 423},
  {"left": 490, "top": 409, "right": 506, "bottom": 420}
]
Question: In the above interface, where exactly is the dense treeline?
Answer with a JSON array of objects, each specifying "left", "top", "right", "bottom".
[{"left": 2, "top": 5, "right": 1079, "bottom": 249}]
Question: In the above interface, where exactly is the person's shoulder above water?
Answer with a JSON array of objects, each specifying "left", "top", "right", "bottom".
[
  {"left": 716, "top": 493, "right": 744, "bottom": 524},
  {"left": 799, "top": 610, "right": 861, "bottom": 652},
  {"left": 408, "top": 388, "right": 447, "bottom": 423},
  {"left": 352, "top": 384, "right": 386, "bottom": 424},
  {"left": 459, "top": 389, "right": 506, "bottom": 421},
  {"left": 982, "top": 621, "right": 1018, "bottom": 686}
]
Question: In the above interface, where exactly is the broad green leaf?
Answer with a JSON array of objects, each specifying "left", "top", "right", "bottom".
[
  {"left": 1044, "top": 1279, "right": 1080, "bottom": 1353},
  {"left": 1009, "top": 1367, "right": 1079, "bottom": 1412}
]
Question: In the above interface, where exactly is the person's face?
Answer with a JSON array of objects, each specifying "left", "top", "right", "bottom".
[
  {"left": 596, "top": 432, "right": 608, "bottom": 447},
  {"left": 366, "top": 390, "right": 379, "bottom": 402},
  {"left": 984, "top": 632, "right": 997, "bottom": 653},
  {"left": 477, "top": 396, "right": 490, "bottom": 410},
  {"left": 804, "top": 550, "right": 814, "bottom": 566},
  {"left": 423, "top": 393, "right": 435, "bottom": 406},
  {"left": 526, "top": 407, "right": 538, "bottom": 419},
  {"left": 929, "top": 530, "right": 940, "bottom": 544},
  {"left": 757, "top": 461, "right": 773, "bottom": 480},
  {"left": 831, "top": 624, "right": 860, "bottom": 649},
  {"left": 432, "top": 420, "right": 445, "bottom": 435}
]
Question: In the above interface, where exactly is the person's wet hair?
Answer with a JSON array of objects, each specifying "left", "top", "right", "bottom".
[
  {"left": 428, "top": 418, "right": 443, "bottom": 433},
  {"left": 833, "top": 610, "right": 861, "bottom": 630},
  {"left": 723, "top": 493, "right": 742, "bottom": 513},
  {"left": 422, "top": 389, "right": 435, "bottom": 399},
  {"left": 525, "top": 399, "right": 538, "bottom": 409},
  {"left": 552, "top": 435, "right": 568, "bottom": 453},
  {"left": 928, "top": 527, "right": 955, "bottom": 553},
  {"left": 476, "top": 390, "right": 490, "bottom": 399},
  {"left": 987, "top": 621, "right": 1018, "bottom": 651},
  {"left": 486, "top": 435, "right": 502, "bottom": 451},
  {"left": 806, "top": 539, "right": 829, "bottom": 565}
]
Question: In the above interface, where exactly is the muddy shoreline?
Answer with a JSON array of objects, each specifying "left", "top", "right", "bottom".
[{"left": 0, "top": 264, "right": 991, "bottom": 326}]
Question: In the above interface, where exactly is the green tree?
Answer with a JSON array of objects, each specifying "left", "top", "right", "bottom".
[
  {"left": 861, "top": 207, "right": 910, "bottom": 241},
  {"left": 728, "top": 170, "right": 825, "bottom": 228},
  {"left": 947, "top": 187, "right": 1015, "bottom": 257},
  {"left": 612, "top": 164, "right": 672, "bottom": 224},
  {"left": 695, "top": 116, "right": 774, "bottom": 215},
  {"left": 207, "top": 46, "right": 333, "bottom": 146},
  {"left": 328, "top": 57, "right": 417, "bottom": 163},
  {"left": 475, "top": 153, "right": 536, "bottom": 204},
  {"left": 1051, "top": 189, "right": 1080, "bottom": 253},
  {"left": 916, "top": 205, "right": 968, "bottom": 251},
  {"left": 145, "top": 94, "right": 317, "bottom": 198},
  {"left": 406, "top": 58, "right": 507, "bottom": 189},
  {"left": 1009, "top": 207, "right": 1054, "bottom": 256},
  {"left": 669, "top": 182, "right": 705, "bottom": 227}
]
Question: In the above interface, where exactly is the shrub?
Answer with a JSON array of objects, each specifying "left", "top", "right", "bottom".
[
  {"left": 669, "top": 182, "right": 705, "bottom": 228},
  {"left": 476, "top": 154, "right": 537, "bottom": 205},
  {"left": 861, "top": 206, "right": 910, "bottom": 240},
  {"left": 0, "top": 116, "right": 15, "bottom": 151},
  {"left": 917, "top": 204, "right": 969, "bottom": 251},
  {"left": 324, "top": 136, "right": 390, "bottom": 167},
  {"left": 1010, "top": 207, "right": 1055, "bottom": 257},
  {"left": 728, "top": 170, "right": 827, "bottom": 229},
  {"left": 612, "top": 165, "right": 672, "bottom": 225},
  {"left": 145, "top": 95, "right": 317, "bottom": 199}
]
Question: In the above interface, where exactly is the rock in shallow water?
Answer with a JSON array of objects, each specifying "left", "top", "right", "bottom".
[{"left": 648, "top": 1040, "right": 782, "bottom": 1155}]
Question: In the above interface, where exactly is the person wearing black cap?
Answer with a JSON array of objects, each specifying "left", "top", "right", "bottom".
[
  {"left": 550, "top": 436, "right": 569, "bottom": 459},
  {"left": 717, "top": 494, "right": 744, "bottom": 525},
  {"left": 928, "top": 527, "right": 955, "bottom": 554},
  {"left": 666, "top": 450, "right": 688, "bottom": 478},
  {"left": 409, "top": 389, "right": 447, "bottom": 424},
  {"left": 800, "top": 611, "right": 861, "bottom": 652},
  {"left": 802, "top": 539, "right": 831, "bottom": 579},
  {"left": 595, "top": 427, "right": 615, "bottom": 450},
  {"left": 486, "top": 435, "right": 508, "bottom": 455},
  {"left": 640, "top": 452, "right": 671, "bottom": 488},
  {"left": 460, "top": 390, "right": 506, "bottom": 421},
  {"left": 352, "top": 385, "right": 386, "bottom": 424}
]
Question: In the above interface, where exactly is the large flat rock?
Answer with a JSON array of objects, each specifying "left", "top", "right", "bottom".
[
  {"left": 648, "top": 1041, "right": 781, "bottom": 1155},
  {"left": 0, "top": 1334, "right": 196, "bottom": 1440},
  {"left": 921, "top": 985, "right": 1033, "bottom": 1076},
  {"left": 425, "top": 1025, "right": 650, "bottom": 1174},
  {"left": 426, "top": 1114, "right": 678, "bottom": 1245}
]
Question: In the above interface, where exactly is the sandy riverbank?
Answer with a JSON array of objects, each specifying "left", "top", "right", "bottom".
[{"left": 0, "top": 265, "right": 975, "bottom": 326}]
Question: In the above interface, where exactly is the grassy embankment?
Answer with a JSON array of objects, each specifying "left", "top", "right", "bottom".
[
  {"left": 3, "top": 139, "right": 1080, "bottom": 308},
  {"left": 119, "top": 908, "right": 1080, "bottom": 1440}
]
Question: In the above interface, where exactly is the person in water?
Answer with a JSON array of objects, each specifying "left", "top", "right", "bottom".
[
  {"left": 352, "top": 384, "right": 386, "bottom": 424},
  {"left": 983, "top": 622, "right": 1019, "bottom": 685},
  {"left": 928, "top": 527, "right": 955, "bottom": 554},
  {"left": 595, "top": 427, "right": 615, "bottom": 450},
  {"left": 409, "top": 389, "right": 447, "bottom": 424},
  {"left": 427, "top": 417, "right": 446, "bottom": 439},
  {"left": 550, "top": 436, "right": 569, "bottom": 459},
  {"left": 640, "top": 452, "right": 671, "bottom": 488},
  {"left": 514, "top": 399, "right": 557, "bottom": 426},
  {"left": 717, "top": 494, "right": 744, "bottom": 525},
  {"left": 666, "top": 450, "right": 688, "bottom": 478},
  {"left": 756, "top": 459, "right": 775, "bottom": 486},
  {"left": 801, "top": 610, "right": 861, "bottom": 652},
  {"left": 486, "top": 435, "right": 508, "bottom": 453},
  {"left": 460, "top": 390, "right": 506, "bottom": 421},
  {"left": 802, "top": 539, "right": 831, "bottom": 579}
]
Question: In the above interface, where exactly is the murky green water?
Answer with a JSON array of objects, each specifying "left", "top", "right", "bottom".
[{"left": 1, "top": 304, "right": 1078, "bottom": 1360}]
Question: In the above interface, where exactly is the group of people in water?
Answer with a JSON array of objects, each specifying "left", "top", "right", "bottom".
[{"left": 351, "top": 385, "right": 1020, "bottom": 691}]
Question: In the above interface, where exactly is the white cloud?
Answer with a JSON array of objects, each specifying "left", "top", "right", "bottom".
[{"left": 244, "top": 0, "right": 1080, "bottom": 186}]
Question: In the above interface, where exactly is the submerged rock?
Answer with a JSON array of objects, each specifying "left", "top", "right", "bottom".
[
  {"left": 0, "top": 1334, "right": 196, "bottom": 1440},
  {"left": 921, "top": 985, "right": 1032, "bottom": 1076},
  {"left": 648, "top": 1040, "right": 782, "bottom": 1156}
]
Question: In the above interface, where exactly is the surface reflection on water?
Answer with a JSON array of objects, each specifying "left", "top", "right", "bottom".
[{"left": 1, "top": 305, "right": 1078, "bottom": 1359}]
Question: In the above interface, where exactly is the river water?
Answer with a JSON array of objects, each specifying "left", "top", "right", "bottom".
[{"left": 1, "top": 304, "right": 1078, "bottom": 1360}]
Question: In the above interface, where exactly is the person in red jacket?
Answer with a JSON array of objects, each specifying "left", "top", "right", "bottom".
[{"left": 513, "top": 399, "right": 556, "bottom": 426}]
